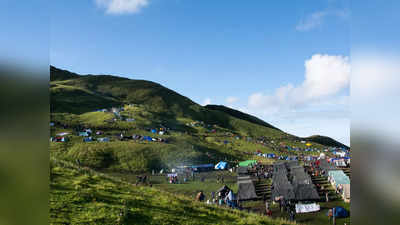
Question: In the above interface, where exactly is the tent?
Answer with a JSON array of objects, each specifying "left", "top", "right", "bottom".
[
  {"left": 79, "top": 131, "right": 90, "bottom": 137},
  {"left": 329, "top": 207, "right": 349, "bottom": 218},
  {"left": 216, "top": 185, "right": 231, "bottom": 197},
  {"left": 191, "top": 164, "right": 214, "bottom": 172},
  {"left": 51, "top": 137, "right": 68, "bottom": 142},
  {"left": 267, "top": 153, "right": 276, "bottom": 158},
  {"left": 151, "top": 129, "right": 157, "bottom": 133},
  {"left": 97, "top": 137, "right": 110, "bottom": 142},
  {"left": 215, "top": 161, "right": 228, "bottom": 170},
  {"left": 237, "top": 179, "right": 258, "bottom": 201},
  {"left": 239, "top": 160, "right": 257, "bottom": 167},
  {"left": 143, "top": 136, "right": 153, "bottom": 141},
  {"left": 83, "top": 137, "right": 93, "bottom": 142}
]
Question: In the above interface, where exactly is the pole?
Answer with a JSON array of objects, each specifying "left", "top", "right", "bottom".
[{"left": 332, "top": 207, "right": 336, "bottom": 225}]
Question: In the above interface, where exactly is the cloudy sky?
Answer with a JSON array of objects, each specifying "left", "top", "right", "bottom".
[{"left": 50, "top": 0, "right": 351, "bottom": 145}]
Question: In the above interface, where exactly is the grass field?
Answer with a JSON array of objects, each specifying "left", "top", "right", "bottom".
[{"left": 50, "top": 158, "right": 296, "bottom": 225}]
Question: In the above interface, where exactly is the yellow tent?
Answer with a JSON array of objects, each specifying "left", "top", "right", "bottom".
[{"left": 306, "top": 143, "right": 312, "bottom": 146}]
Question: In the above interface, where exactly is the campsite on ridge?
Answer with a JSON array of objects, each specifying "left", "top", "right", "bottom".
[{"left": 50, "top": 66, "right": 350, "bottom": 225}]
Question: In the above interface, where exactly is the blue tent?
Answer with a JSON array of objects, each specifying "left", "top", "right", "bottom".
[
  {"left": 151, "top": 129, "right": 157, "bottom": 133},
  {"left": 144, "top": 136, "right": 153, "bottom": 141},
  {"left": 83, "top": 137, "right": 93, "bottom": 142},
  {"left": 267, "top": 153, "right": 275, "bottom": 158},
  {"left": 215, "top": 161, "right": 228, "bottom": 170},
  {"left": 329, "top": 207, "right": 349, "bottom": 218}
]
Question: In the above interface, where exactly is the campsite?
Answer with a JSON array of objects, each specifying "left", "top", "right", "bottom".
[{"left": 50, "top": 67, "right": 351, "bottom": 225}]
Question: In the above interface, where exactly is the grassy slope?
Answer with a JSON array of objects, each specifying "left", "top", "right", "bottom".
[
  {"left": 205, "top": 104, "right": 280, "bottom": 131},
  {"left": 50, "top": 159, "right": 295, "bottom": 225}
]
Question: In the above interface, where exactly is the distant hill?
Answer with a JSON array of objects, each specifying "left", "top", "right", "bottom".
[
  {"left": 304, "top": 135, "right": 349, "bottom": 149},
  {"left": 205, "top": 105, "right": 280, "bottom": 131},
  {"left": 50, "top": 66, "right": 80, "bottom": 81}
]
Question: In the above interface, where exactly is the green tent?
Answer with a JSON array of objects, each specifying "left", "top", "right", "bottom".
[{"left": 239, "top": 160, "right": 257, "bottom": 167}]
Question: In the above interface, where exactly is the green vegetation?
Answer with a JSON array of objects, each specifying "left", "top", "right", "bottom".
[{"left": 50, "top": 159, "right": 295, "bottom": 225}]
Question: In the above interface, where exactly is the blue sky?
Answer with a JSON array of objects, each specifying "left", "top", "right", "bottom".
[{"left": 50, "top": 0, "right": 351, "bottom": 145}]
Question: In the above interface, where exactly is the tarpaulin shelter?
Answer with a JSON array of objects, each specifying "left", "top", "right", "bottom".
[
  {"left": 271, "top": 183, "right": 295, "bottom": 201},
  {"left": 237, "top": 179, "right": 258, "bottom": 201},
  {"left": 292, "top": 184, "right": 320, "bottom": 201},
  {"left": 328, "top": 170, "right": 350, "bottom": 187},
  {"left": 267, "top": 153, "right": 276, "bottom": 158},
  {"left": 239, "top": 160, "right": 257, "bottom": 167},
  {"left": 214, "top": 161, "right": 228, "bottom": 170},
  {"left": 286, "top": 161, "right": 300, "bottom": 169},
  {"left": 237, "top": 166, "right": 248, "bottom": 175}
]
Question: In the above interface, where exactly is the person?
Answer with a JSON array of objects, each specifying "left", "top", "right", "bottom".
[
  {"left": 328, "top": 209, "right": 333, "bottom": 223},
  {"left": 211, "top": 191, "right": 215, "bottom": 200},
  {"left": 325, "top": 191, "right": 329, "bottom": 202},
  {"left": 196, "top": 191, "right": 205, "bottom": 202},
  {"left": 265, "top": 201, "right": 269, "bottom": 215},
  {"left": 281, "top": 198, "right": 286, "bottom": 213},
  {"left": 289, "top": 207, "right": 295, "bottom": 221},
  {"left": 225, "top": 190, "right": 236, "bottom": 208}
]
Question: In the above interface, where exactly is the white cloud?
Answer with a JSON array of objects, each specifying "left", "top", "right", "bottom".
[
  {"left": 226, "top": 97, "right": 239, "bottom": 104},
  {"left": 202, "top": 98, "right": 211, "bottom": 106},
  {"left": 248, "top": 54, "right": 350, "bottom": 114},
  {"left": 296, "top": 9, "right": 349, "bottom": 31},
  {"left": 95, "top": 0, "right": 149, "bottom": 15}
]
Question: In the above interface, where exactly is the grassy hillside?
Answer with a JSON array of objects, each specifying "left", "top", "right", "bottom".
[
  {"left": 50, "top": 158, "right": 295, "bottom": 225},
  {"left": 304, "top": 135, "right": 349, "bottom": 149},
  {"left": 205, "top": 104, "right": 280, "bottom": 131}
]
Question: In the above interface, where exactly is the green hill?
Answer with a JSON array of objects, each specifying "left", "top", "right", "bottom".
[
  {"left": 304, "top": 135, "right": 349, "bottom": 149},
  {"left": 50, "top": 158, "right": 295, "bottom": 225},
  {"left": 205, "top": 104, "right": 280, "bottom": 131}
]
